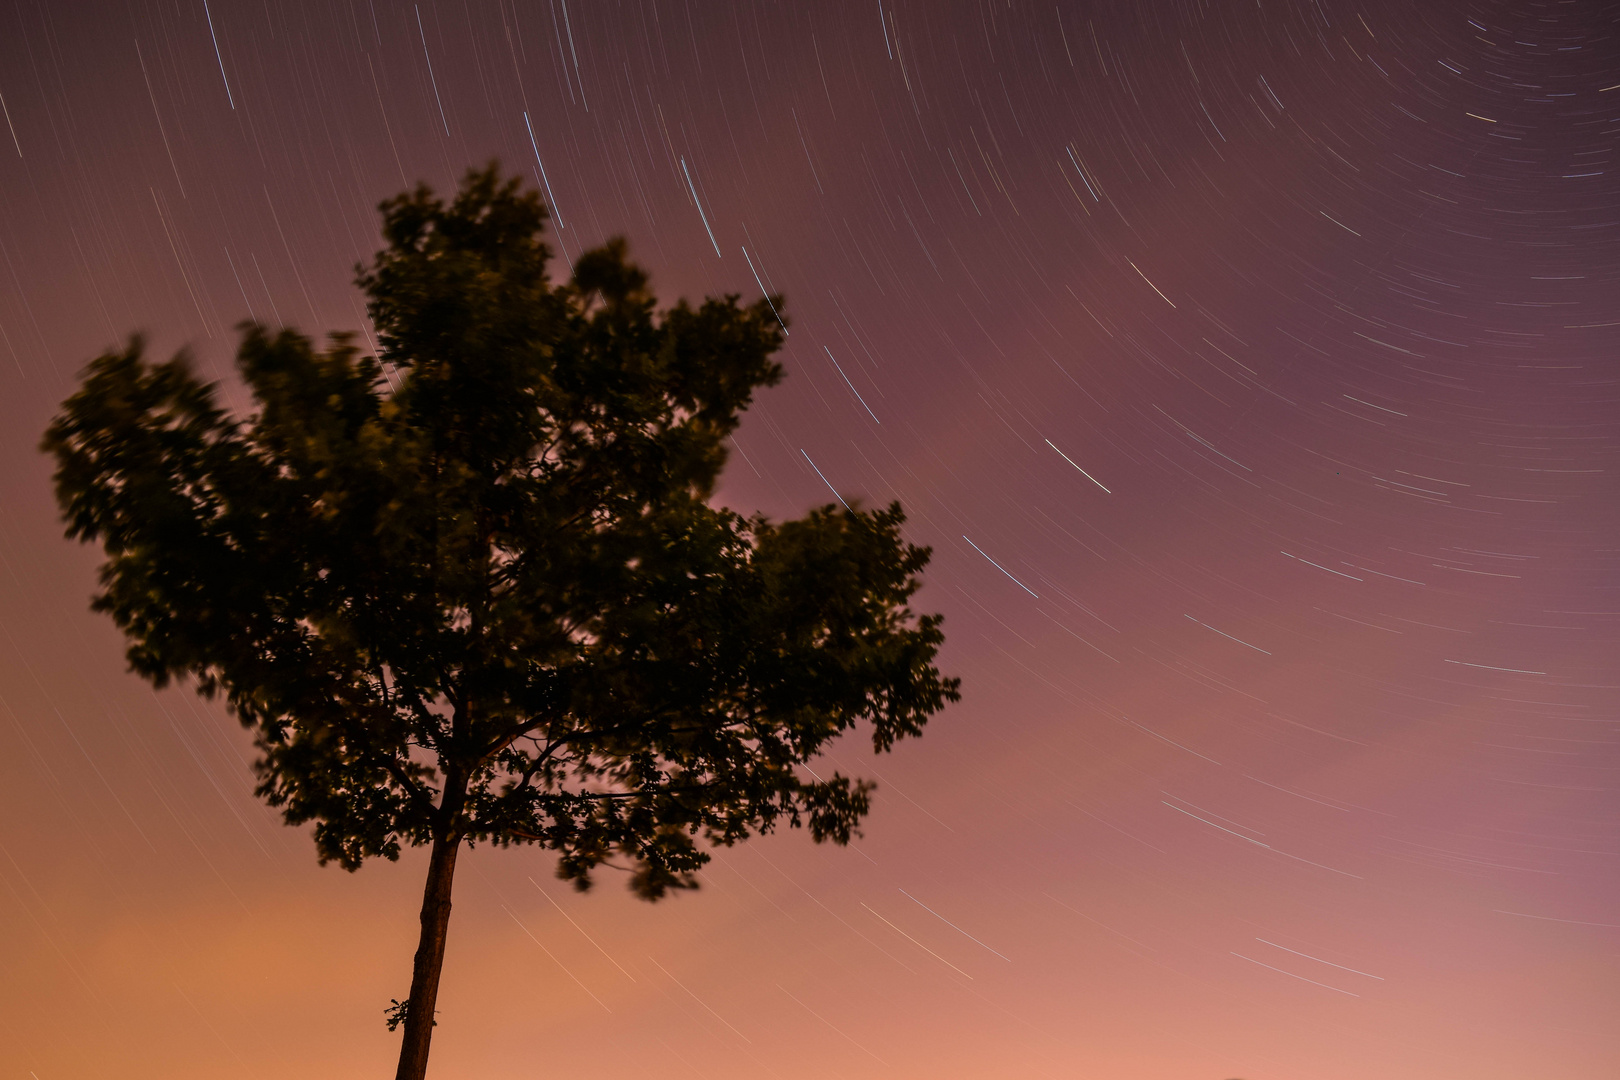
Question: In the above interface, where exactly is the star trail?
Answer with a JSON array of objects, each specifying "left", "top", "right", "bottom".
[{"left": 1, "top": 2, "right": 1617, "bottom": 1078}]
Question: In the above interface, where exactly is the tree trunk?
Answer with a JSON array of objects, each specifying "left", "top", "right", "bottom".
[{"left": 394, "top": 832, "right": 462, "bottom": 1080}]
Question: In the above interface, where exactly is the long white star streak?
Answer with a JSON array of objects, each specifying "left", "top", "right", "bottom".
[
  {"left": 800, "top": 449, "right": 849, "bottom": 510},
  {"left": 1229, "top": 951, "right": 1361, "bottom": 997},
  {"left": 961, "top": 535, "right": 1039, "bottom": 597},
  {"left": 1044, "top": 438, "right": 1111, "bottom": 492},
  {"left": 776, "top": 984, "right": 889, "bottom": 1065},
  {"left": 501, "top": 906, "right": 612, "bottom": 1012},
  {"left": 1254, "top": 938, "right": 1384, "bottom": 981},
  {"left": 859, "top": 902, "right": 974, "bottom": 978},
  {"left": 523, "top": 113, "right": 567, "bottom": 230},
  {"left": 200, "top": 0, "right": 234, "bottom": 109},
  {"left": 529, "top": 879, "right": 637, "bottom": 982},
  {"left": 825, "top": 347, "right": 880, "bottom": 423},
  {"left": 681, "top": 157, "right": 723, "bottom": 258},
  {"left": 415, "top": 5, "right": 450, "bottom": 136},
  {"left": 646, "top": 957, "right": 752, "bottom": 1043},
  {"left": 0, "top": 89, "right": 18, "bottom": 156},
  {"left": 741, "top": 246, "right": 788, "bottom": 334},
  {"left": 897, "top": 888, "right": 1011, "bottom": 961}
]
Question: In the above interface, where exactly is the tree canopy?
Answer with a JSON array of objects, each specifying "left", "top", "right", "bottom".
[{"left": 42, "top": 163, "right": 959, "bottom": 1079}]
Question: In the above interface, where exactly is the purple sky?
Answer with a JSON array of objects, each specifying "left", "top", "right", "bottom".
[{"left": 1, "top": 2, "right": 1616, "bottom": 1077}]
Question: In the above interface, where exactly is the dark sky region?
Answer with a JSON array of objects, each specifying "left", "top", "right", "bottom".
[{"left": 1, "top": 1, "right": 1617, "bottom": 1077}]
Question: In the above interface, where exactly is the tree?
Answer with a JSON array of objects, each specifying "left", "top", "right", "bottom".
[{"left": 42, "top": 164, "right": 959, "bottom": 1080}]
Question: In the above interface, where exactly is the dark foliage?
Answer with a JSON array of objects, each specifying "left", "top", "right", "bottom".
[{"left": 44, "top": 163, "right": 958, "bottom": 1076}]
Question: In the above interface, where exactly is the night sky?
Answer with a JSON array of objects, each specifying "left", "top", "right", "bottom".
[{"left": 2, "top": 1, "right": 1618, "bottom": 1077}]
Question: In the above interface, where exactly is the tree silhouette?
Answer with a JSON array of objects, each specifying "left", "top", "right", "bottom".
[{"left": 42, "top": 164, "right": 959, "bottom": 1080}]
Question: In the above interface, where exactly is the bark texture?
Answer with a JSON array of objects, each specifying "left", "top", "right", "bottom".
[{"left": 394, "top": 833, "right": 462, "bottom": 1080}]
